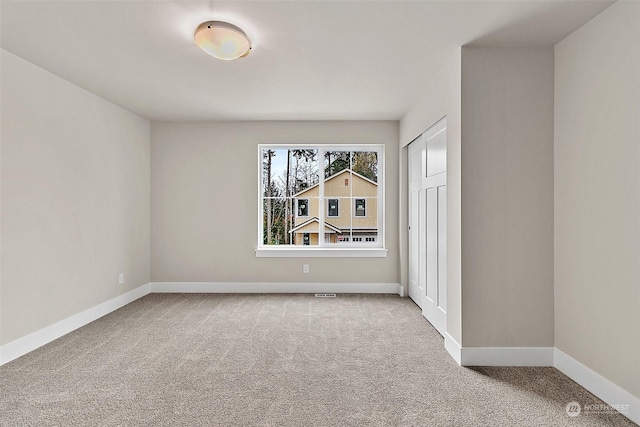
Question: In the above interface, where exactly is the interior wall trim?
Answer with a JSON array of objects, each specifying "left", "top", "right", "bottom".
[
  {"left": 444, "top": 333, "right": 462, "bottom": 364},
  {"left": 554, "top": 348, "right": 639, "bottom": 425},
  {"left": 149, "top": 281, "right": 403, "bottom": 294},
  {"left": 443, "top": 345, "right": 636, "bottom": 423},
  {"left": 460, "top": 346, "right": 555, "bottom": 367},
  {"left": 0, "top": 283, "right": 151, "bottom": 366},
  {"left": 0, "top": 281, "right": 401, "bottom": 366}
]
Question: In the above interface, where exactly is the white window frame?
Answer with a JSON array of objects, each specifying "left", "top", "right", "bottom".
[{"left": 256, "top": 144, "right": 386, "bottom": 258}]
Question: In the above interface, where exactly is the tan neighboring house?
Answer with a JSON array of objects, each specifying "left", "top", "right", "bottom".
[{"left": 291, "top": 169, "right": 378, "bottom": 245}]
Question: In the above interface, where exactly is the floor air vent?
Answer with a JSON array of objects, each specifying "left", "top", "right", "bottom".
[{"left": 315, "top": 293, "right": 336, "bottom": 298}]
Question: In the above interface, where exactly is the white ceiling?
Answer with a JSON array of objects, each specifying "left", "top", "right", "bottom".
[{"left": 1, "top": 1, "right": 613, "bottom": 121}]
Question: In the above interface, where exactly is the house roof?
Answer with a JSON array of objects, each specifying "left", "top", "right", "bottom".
[
  {"left": 293, "top": 169, "right": 377, "bottom": 197},
  {"left": 289, "top": 217, "right": 342, "bottom": 234}
]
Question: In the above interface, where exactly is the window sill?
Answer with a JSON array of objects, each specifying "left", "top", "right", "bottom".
[{"left": 255, "top": 247, "right": 388, "bottom": 258}]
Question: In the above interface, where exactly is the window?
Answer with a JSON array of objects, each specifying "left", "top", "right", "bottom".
[
  {"left": 257, "top": 144, "right": 385, "bottom": 257},
  {"left": 327, "top": 199, "right": 339, "bottom": 217},
  {"left": 297, "top": 199, "right": 308, "bottom": 217}
]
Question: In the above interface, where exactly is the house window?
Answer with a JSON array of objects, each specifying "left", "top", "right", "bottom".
[
  {"left": 355, "top": 199, "right": 366, "bottom": 217},
  {"left": 297, "top": 199, "right": 308, "bottom": 217},
  {"left": 258, "top": 144, "right": 385, "bottom": 255},
  {"left": 327, "top": 199, "right": 339, "bottom": 217}
]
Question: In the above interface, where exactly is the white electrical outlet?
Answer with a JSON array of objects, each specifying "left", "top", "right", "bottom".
[
  {"left": 303, "top": 264, "right": 309, "bottom": 274},
  {"left": 118, "top": 273, "right": 125, "bottom": 285}
]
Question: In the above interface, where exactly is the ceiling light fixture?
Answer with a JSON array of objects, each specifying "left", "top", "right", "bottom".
[{"left": 194, "top": 21, "right": 251, "bottom": 61}]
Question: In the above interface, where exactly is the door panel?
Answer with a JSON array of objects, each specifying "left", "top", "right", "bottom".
[
  {"left": 426, "top": 127, "right": 447, "bottom": 177},
  {"left": 408, "top": 190, "right": 422, "bottom": 306},
  {"left": 437, "top": 185, "right": 447, "bottom": 312},
  {"left": 426, "top": 187, "right": 438, "bottom": 304}
]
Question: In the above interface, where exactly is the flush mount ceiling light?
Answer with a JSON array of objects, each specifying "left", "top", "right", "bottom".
[{"left": 194, "top": 21, "right": 251, "bottom": 61}]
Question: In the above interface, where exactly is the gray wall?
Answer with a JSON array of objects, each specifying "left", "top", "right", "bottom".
[
  {"left": 555, "top": 1, "right": 640, "bottom": 397},
  {"left": 150, "top": 121, "right": 399, "bottom": 285},
  {"left": 461, "top": 47, "right": 555, "bottom": 347},
  {"left": 399, "top": 49, "right": 462, "bottom": 344},
  {"left": 0, "top": 50, "right": 151, "bottom": 345},
  {"left": 399, "top": 46, "right": 555, "bottom": 348}
]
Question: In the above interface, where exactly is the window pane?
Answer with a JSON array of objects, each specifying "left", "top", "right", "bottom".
[
  {"left": 352, "top": 151, "right": 378, "bottom": 182},
  {"left": 290, "top": 196, "right": 319, "bottom": 246},
  {"left": 353, "top": 197, "right": 378, "bottom": 243},
  {"left": 290, "top": 149, "right": 319, "bottom": 194},
  {"left": 293, "top": 229, "right": 320, "bottom": 246},
  {"left": 262, "top": 148, "right": 298, "bottom": 197},
  {"left": 355, "top": 199, "right": 366, "bottom": 217},
  {"left": 262, "top": 197, "right": 292, "bottom": 245},
  {"left": 324, "top": 150, "right": 350, "bottom": 178},
  {"left": 324, "top": 197, "right": 351, "bottom": 245},
  {"left": 263, "top": 148, "right": 319, "bottom": 198}
]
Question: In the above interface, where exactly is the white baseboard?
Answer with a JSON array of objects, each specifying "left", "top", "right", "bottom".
[
  {"left": 149, "top": 281, "right": 403, "bottom": 295},
  {"left": 460, "top": 346, "right": 555, "bottom": 367},
  {"left": 554, "top": 348, "right": 639, "bottom": 425},
  {"left": 444, "top": 333, "right": 462, "bottom": 364},
  {"left": 0, "top": 281, "right": 400, "bottom": 365},
  {"left": 442, "top": 345, "right": 637, "bottom": 423},
  {"left": 0, "top": 283, "right": 151, "bottom": 366}
]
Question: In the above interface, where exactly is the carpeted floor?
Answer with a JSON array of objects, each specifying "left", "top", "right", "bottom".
[{"left": 0, "top": 294, "right": 635, "bottom": 426}]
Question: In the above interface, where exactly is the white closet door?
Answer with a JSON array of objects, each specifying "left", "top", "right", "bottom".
[{"left": 408, "top": 118, "right": 447, "bottom": 336}]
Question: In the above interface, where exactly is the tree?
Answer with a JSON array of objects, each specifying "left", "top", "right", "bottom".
[
  {"left": 352, "top": 151, "right": 378, "bottom": 182},
  {"left": 324, "top": 151, "right": 350, "bottom": 178},
  {"left": 323, "top": 151, "right": 378, "bottom": 181},
  {"left": 263, "top": 149, "right": 275, "bottom": 244},
  {"left": 293, "top": 149, "right": 318, "bottom": 194}
]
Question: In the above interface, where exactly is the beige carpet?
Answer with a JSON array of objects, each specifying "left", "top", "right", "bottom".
[{"left": 0, "top": 294, "right": 635, "bottom": 426}]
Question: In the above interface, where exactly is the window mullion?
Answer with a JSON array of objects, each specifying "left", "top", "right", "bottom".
[
  {"left": 318, "top": 147, "right": 325, "bottom": 248},
  {"left": 350, "top": 150, "right": 353, "bottom": 246},
  {"left": 378, "top": 147, "right": 383, "bottom": 248}
]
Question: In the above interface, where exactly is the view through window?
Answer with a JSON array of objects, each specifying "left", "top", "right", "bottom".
[{"left": 259, "top": 145, "right": 383, "bottom": 248}]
